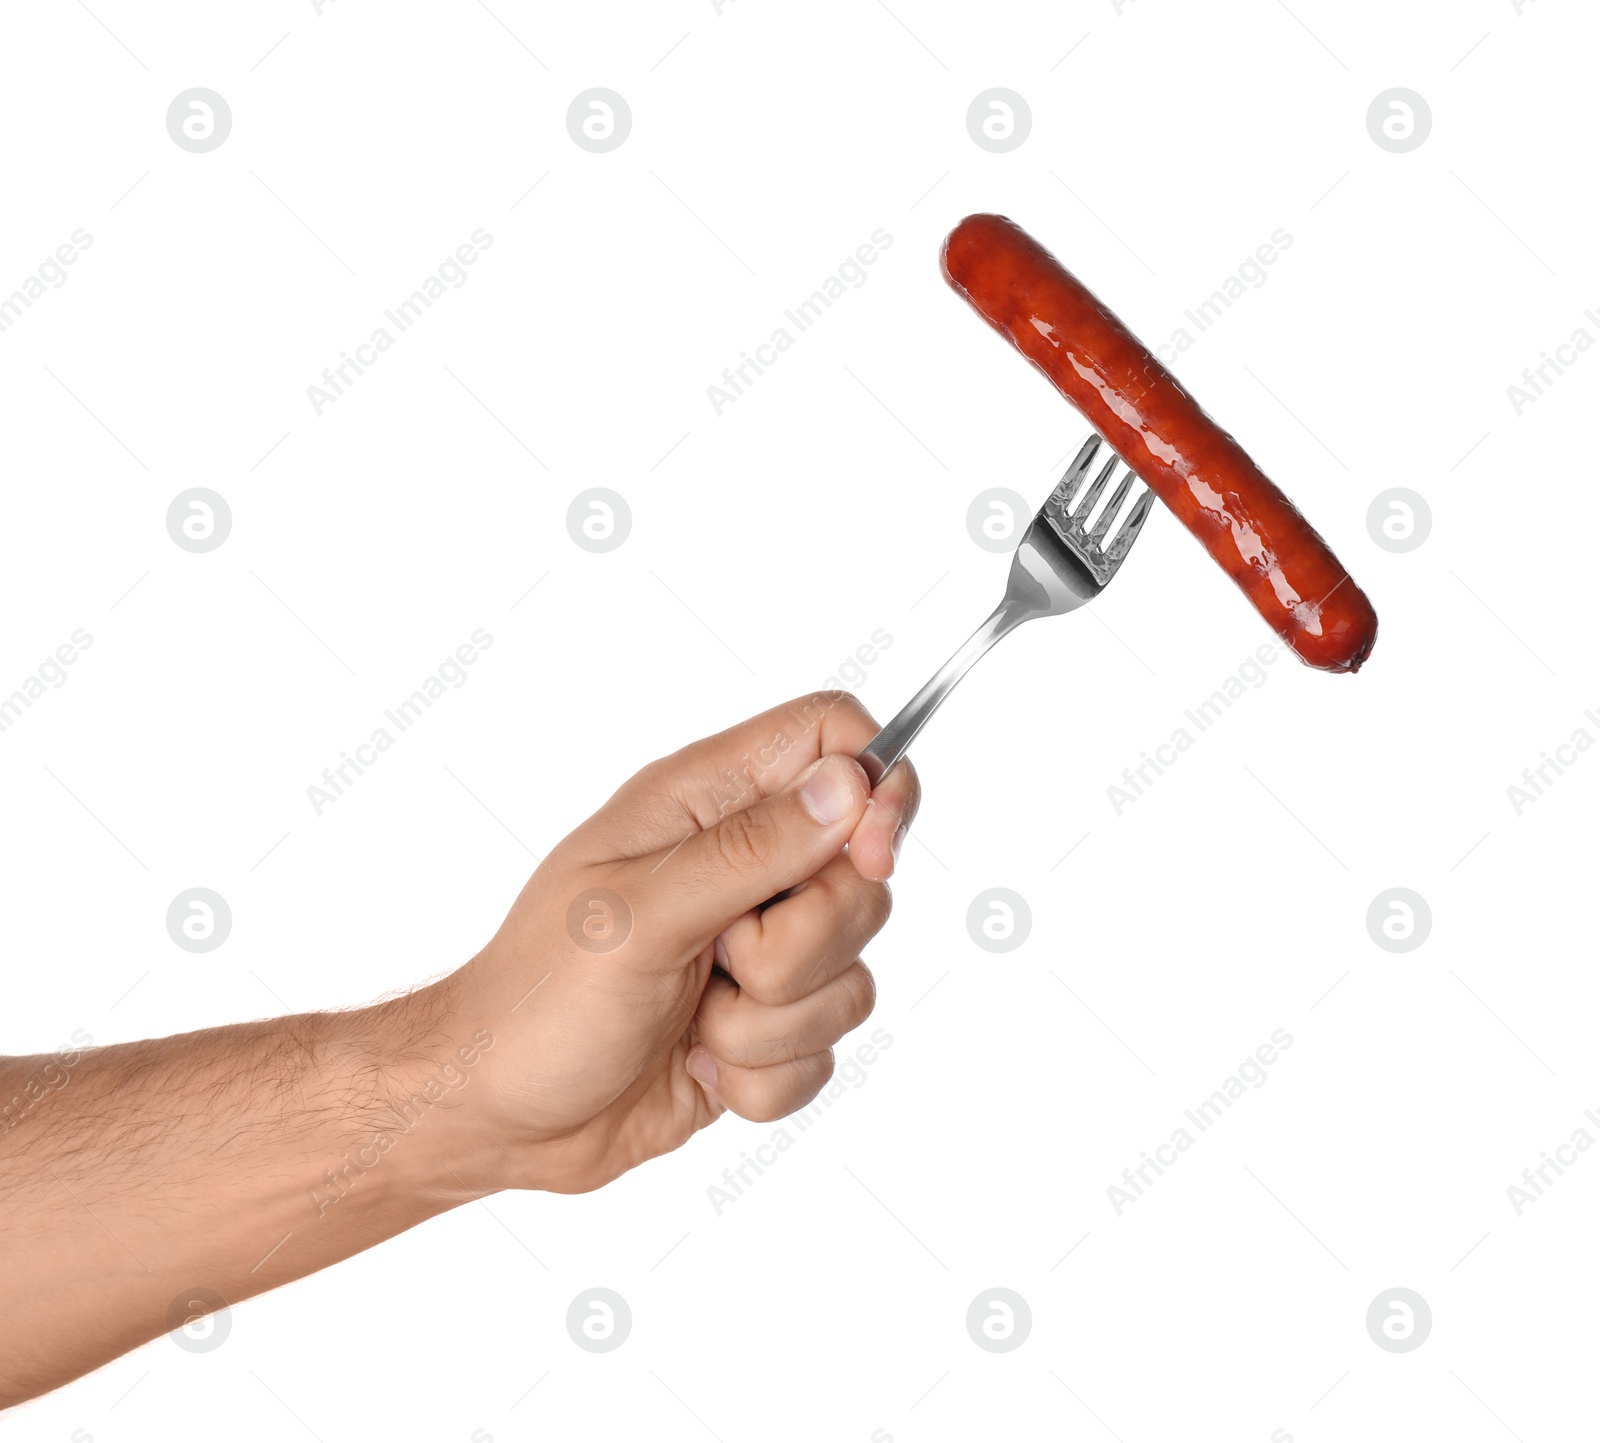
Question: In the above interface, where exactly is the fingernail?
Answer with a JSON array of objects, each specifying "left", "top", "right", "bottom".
[
  {"left": 713, "top": 935, "right": 730, "bottom": 970},
  {"left": 686, "top": 1045, "right": 719, "bottom": 1088},
  {"left": 799, "top": 757, "right": 859, "bottom": 825},
  {"left": 892, "top": 816, "right": 909, "bottom": 863}
]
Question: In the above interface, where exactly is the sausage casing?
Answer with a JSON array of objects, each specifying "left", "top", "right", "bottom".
[{"left": 942, "top": 213, "right": 1378, "bottom": 673}]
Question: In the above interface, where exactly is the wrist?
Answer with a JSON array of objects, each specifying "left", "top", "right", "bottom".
[
  {"left": 370, "top": 962, "right": 627, "bottom": 1199},
  {"left": 322, "top": 983, "right": 515, "bottom": 1214}
]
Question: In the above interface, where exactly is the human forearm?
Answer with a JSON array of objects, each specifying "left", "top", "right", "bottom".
[
  {"left": 0, "top": 988, "right": 500, "bottom": 1406},
  {"left": 1, "top": 694, "right": 915, "bottom": 1406}
]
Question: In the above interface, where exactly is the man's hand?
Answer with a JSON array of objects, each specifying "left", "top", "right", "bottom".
[
  {"left": 0, "top": 693, "right": 917, "bottom": 1405},
  {"left": 425, "top": 690, "right": 920, "bottom": 1194}
]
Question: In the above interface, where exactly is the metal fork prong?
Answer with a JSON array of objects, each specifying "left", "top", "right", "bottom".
[
  {"left": 1072, "top": 455, "right": 1120, "bottom": 528},
  {"left": 1103, "top": 485, "right": 1156, "bottom": 566},
  {"left": 856, "top": 430, "right": 1160, "bottom": 784},
  {"left": 1055, "top": 433, "right": 1102, "bottom": 512},
  {"left": 1088, "top": 470, "right": 1136, "bottom": 547}
]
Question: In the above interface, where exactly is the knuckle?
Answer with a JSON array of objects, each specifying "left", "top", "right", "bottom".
[
  {"left": 844, "top": 962, "right": 877, "bottom": 1027},
  {"left": 858, "top": 878, "right": 894, "bottom": 934},
  {"left": 831, "top": 691, "right": 874, "bottom": 728},
  {"left": 799, "top": 687, "right": 865, "bottom": 719},
  {"left": 793, "top": 689, "right": 875, "bottom": 743},
  {"left": 745, "top": 1050, "right": 834, "bottom": 1123},
  {"left": 725, "top": 1013, "right": 792, "bottom": 1069},
  {"left": 741, "top": 941, "right": 821, "bottom": 1010},
  {"left": 792, "top": 1049, "right": 838, "bottom": 1111},
  {"left": 738, "top": 1098, "right": 787, "bottom": 1125},
  {"left": 632, "top": 755, "right": 674, "bottom": 790},
  {"left": 800, "top": 868, "right": 842, "bottom": 910},
  {"left": 814, "top": 867, "right": 892, "bottom": 941},
  {"left": 784, "top": 954, "right": 834, "bottom": 1005},
  {"left": 714, "top": 806, "right": 772, "bottom": 876},
  {"left": 736, "top": 952, "right": 790, "bottom": 1008},
  {"left": 731, "top": 1076, "right": 788, "bottom": 1124}
]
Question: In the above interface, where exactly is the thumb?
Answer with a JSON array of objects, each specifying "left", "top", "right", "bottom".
[{"left": 629, "top": 754, "right": 870, "bottom": 950}]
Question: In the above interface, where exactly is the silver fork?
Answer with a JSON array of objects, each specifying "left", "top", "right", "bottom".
[{"left": 857, "top": 432, "right": 1155, "bottom": 787}]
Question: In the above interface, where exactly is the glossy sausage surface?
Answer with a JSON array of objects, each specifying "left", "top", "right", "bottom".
[{"left": 942, "top": 213, "right": 1377, "bottom": 673}]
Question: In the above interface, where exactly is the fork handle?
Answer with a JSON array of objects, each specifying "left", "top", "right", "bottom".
[{"left": 857, "top": 599, "right": 1029, "bottom": 788}]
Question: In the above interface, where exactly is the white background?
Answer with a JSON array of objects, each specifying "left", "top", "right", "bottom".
[{"left": 2, "top": 0, "right": 1595, "bottom": 1438}]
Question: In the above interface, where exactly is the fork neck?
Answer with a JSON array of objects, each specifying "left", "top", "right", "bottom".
[
  {"left": 936, "top": 593, "right": 1039, "bottom": 687},
  {"left": 856, "top": 597, "right": 1036, "bottom": 787}
]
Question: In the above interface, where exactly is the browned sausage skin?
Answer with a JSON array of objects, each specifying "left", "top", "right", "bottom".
[{"left": 942, "top": 214, "right": 1377, "bottom": 673}]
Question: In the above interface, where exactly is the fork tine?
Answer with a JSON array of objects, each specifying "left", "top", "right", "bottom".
[
  {"left": 1103, "top": 485, "right": 1156, "bottom": 565},
  {"left": 1072, "top": 455, "right": 1119, "bottom": 527},
  {"left": 1054, "top": 434, "right": 1102, "bottom": 512},
  {"left": 1088, "top": 470, "right": 1136, "bottom": 546}
]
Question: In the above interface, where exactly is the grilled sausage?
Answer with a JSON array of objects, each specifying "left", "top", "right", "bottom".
[{"left": 942, "top": 213, "right": 1377, "bottom": 673}]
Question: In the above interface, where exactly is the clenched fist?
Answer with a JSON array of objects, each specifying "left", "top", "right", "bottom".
[{"left": 432, "top": 691, "right": 921, "bottom": 1193}]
